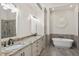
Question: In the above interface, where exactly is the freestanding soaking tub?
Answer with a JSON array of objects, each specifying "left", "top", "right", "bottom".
[{"left": 52, "top": 38, "right": 74, "bottom": 48}]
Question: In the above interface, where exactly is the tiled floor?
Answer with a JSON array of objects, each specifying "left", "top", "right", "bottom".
[{"left": 41, "top": 46, "right": 79, "bottom": 56}]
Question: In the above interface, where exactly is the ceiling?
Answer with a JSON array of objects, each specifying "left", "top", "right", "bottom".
[
  {"left": 40, "top": 3, "right": 77, "bottom": 8},
  {"left": 14, "top": 3, "right": 79, "bottom": 11}
]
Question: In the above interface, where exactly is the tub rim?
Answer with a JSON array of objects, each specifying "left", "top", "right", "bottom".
[{"left": 52, "top": 38, "right": 74, "bottom": 42}]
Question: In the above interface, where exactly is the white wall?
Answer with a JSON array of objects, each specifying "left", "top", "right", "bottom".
[
  {"left": 50, "top": 5, "right": 78, "bottom": 36},
  {"left": 16, "top": 3, "right": 44, "bottom": 37},
  {"left": 74, "top": 5, "right": 78, "bottom": 36}
]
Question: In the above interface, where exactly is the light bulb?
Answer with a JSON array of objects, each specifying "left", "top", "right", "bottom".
[
  {"left": 3, "top": 7, "right": 8, "bottom": 10},
  {"left": 1, "top": 3, "right": 6, "bottom": 6},
  {"left": 11, "top": 10, "right": 16, "bottom": 13}
]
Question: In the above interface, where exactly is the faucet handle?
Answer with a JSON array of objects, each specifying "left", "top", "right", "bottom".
[
  {"left": 4, "top": 41, "right": 6, "bottom": 47},
  {"left": 12, "top": 39, "right": 14, "bottom": 45},
  {"left": 1, "top": 41, "right": 6, "bottom": 47},
  {"left": 1, "top": 42, "right": 4, "bottom": 47}
]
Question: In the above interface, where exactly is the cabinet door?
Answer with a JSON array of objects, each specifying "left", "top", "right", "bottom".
[
  {"left": 37, "top": 39, "right": 42, "bottom": 55},
  {"left": 12, "top": 45, "right": 32, "bottom": 56},
  {"left": 31, "top": 41, "right": 38, "bottom": 56},
  {"left": 24, "top": 45, "right": 32, "bottom": 56}
]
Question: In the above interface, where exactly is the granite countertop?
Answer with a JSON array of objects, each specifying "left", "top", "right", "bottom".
[{"left": 0, "top": 35, "right": 43, "bottom": 56}]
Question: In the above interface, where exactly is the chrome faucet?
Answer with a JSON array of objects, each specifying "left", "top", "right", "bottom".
[{"left": 8, "top": 39, "right": 14, "bottom": 46}]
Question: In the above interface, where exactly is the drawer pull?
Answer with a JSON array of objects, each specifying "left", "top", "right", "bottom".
[{"left": 21, "top": 52, "right": 25, "bottom": 56}]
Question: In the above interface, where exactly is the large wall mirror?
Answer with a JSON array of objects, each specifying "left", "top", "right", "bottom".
[{"left": 0, "top": 3, "right": 18, "bottom": 39}]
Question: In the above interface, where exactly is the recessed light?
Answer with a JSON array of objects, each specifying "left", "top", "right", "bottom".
[
  {"left": 69, "top": 5, "right": 73, "bottom": 7},
  {"left": 11, "top": 10, "right": 16, "bottom": 13}
]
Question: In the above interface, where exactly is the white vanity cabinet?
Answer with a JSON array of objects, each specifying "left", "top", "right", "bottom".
[
  {"left": 38, "top": 37, "right": 46, "bottom": 55},
  {"left": 37, "top": 38, "right": 43, "bottom": 55},
  {"left": 24, "top": 45, "right": 32, "bottom": 56},
  {"left": 31, "top": 41, "right": 38, "bottom": 56},
  {"left": 10, "top": 36, "right": 45, "bottom": 56},
  {"left": 31, "top": 37, "right": 44, "bottom": 56},
  {"left": 11, "top": 49, "right": 25, "bottom": 56},
  {"left": 12, "top": 45, "right": 32, "bottom": 56}
]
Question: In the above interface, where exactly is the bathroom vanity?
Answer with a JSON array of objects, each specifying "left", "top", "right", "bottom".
[
  {"left": 0, "top": 35, "right": 46, "bottom": 56},
  {"left": 0, "top": 3, "right": 46, "bottom": 56}
]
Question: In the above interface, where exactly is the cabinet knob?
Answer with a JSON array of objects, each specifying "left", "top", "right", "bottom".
[{"left": 21, "top": 53, "right": 23, "bottom": 56}]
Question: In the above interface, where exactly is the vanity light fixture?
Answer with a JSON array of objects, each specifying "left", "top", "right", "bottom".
[
  {"left": 1, "top": 3, "right": 12, "bottom": 9},
  {"left": 11, "top": 9, "right": 16, "bottom": 13},
  {"left": 2, "top": 6, "right": 8, "bottom": 10},
  {"left": 1, "top": 3, "right": 8, "bottom": 10},
  {"left": 11, "top": 8, "right": 18, "bottom": 13},
  {"left": 30, "top": 15, "right": 40, "bottom": 23}
]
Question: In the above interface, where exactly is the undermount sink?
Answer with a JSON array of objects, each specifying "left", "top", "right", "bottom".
[{"left": 0, "top": 44, "right": 25, "bottom": 53}]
